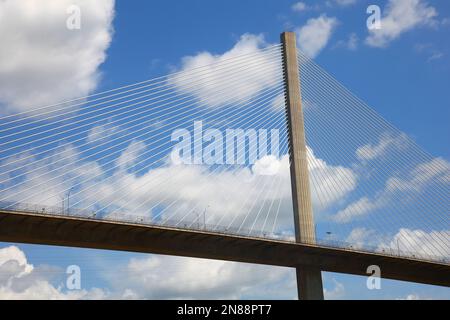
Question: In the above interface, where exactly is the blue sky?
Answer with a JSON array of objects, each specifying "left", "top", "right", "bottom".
[{"left": 0, "top": 0, "right": 449, "bottom": 299}]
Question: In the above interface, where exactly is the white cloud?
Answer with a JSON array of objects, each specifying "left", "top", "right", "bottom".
[
  {"left": 0, "top": 143, "right": 104, "bottom": 207},
  {"left": 380, "top": 228, "right": 450, "bottom": 259},
  {"left": 98, "top": 147, "right": 356, "bottom": 229},
  {"left": 0, "top": 142, "right": 293, "bottom": 232},
  {"left": 270, "top": 93, "right": 286, "bottom": 111},
  {"left": 333, "top": 156, "right": 449, "bottom": 224},
  {"left": 414, "top": 43, "right": 445, "bottom": 63},
  {"left": 307, "top": 147, "right": 357, "bottom": 211},
  {"left": 323, "top": 279, "right": 345, "bottom": 300},
  {"left": 346, "top": 33, "right": 358, "bottom": 50},
  {"left": 87, "top": 122, "right": 119, "bottom": 144},
  {"left": 292, "top": 2, "right": 308, "bottom": 12},
  {"left": 334, "top": 0, "right": 357, "bottom": 6},
  {"left": 0, "top": 138, "right": 357, "bottom": 236},
  {"left": 356, "top": 133, "right": 408, "bottom": 161},
  {"left": 252, "top": 155, "right": 282, "bottom": 176},
  {"left": 0, "top": 246, "right": 34, "bottom": 276},
  {"left": 0, "top": 0, "right": 115, "bottom": 114},
  {"left": 107, "top": 255, "right": 295, "bottom": 299},
  {"left": 366, "top": 0, "right": 438, "bottom": 47},
  {"left": 99, "top": 153, "right": 294, "bottom": 231},
  {"left": 343, "top": 227, "right": 449, "bottom": 262},
  {"left": 334, "top": 33, "right": 359, "bottom": 51},
  {"left": 345, "top": 227, "right": 379, "bottom": 249},
  {"left": 0, "top": 246, "right": 107, "bottom": 299},
  {"left": 347, "top": 33, "right": 358, "bottom": 50},
  {"left": 115, "top": 140, "right": 146, "bottom": 171},
  {"left": 398, "top": 293, "right": 434, "bottom": 300},
  {"left": 0, "top": 246, "right": 296, "bottom": 300},
  {"left": 386, "top": 157, "right": 450, "bottom": 193},
  {"left": 333, "top": 197, "right": 380, "bottom": 223},
  {"left": 427, "top": 52, "right": 444, "bottom": 62},
  {"left": 404, "top": 294, "right": 421, "bottom": 300},
  {"left": 296, "top": 15, "right": 338, "bottom": 58},
  {"left": 168, "top": 34, "right": 281, "bottom": 108}
]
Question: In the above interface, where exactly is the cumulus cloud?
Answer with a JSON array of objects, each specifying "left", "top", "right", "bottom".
[
  {"left": 296, "top": 15, "right": 338, "bottom": 58},
  {"left": 107, "top": 255, "right": 295, "bottom": 299},
  {"left": 0, "top": 245, "right": 34, "bottom": 276},
  {"left": 334, "top": 0, "right": 357, "bottom": 6},
  {"left": 0, "top": 143, "right": 104, "bottom": 207},
  {"left": 307, "top": 147, "right": 357, "bottom": 211},
  {"left": 386, "top": 157, "right": 450, "bottom": 193},
  {"left": 0, "top": 137, "right": 357, "bottom": 236},
  {"left": 343, "top": 227, "right": 449, "bottom": 262},
  {"left": 380, "top": 228, "right": 450, "bottom": 259},
  {"left": 87, "top": 122, "right": 119, "bottom": 144},
  {"left": 397, "top": 293, "right": 442, "bottom": 300},
  {"left": 0, "top": 141, "right": 293, "bottom": 232},
  {"left": 96, "top": 153, "right": 294, "bottom": 232},
  {"left": 335, "top": 33, "right": 358, "bottom": 51},
  {"left": 402, "top": 294, "right": 422, "bottom": 300},
  {"left": 346, "top": 33, "right": 358, "bottom": 50},
  {"left": 333, "top": 197, "right": 380, "bottom": 223},
  {"left": 414, "top": 43, "right": 445, "bottom": 63},
  {"left": 270, "top": 93, "right": 286, "bottom": 111},
  {"left": 0, "top": 246, "right": 107, "bottom": 299},
  {"left": 333, "top": 156, "right": 449, "bottom": 224},
  {"left": 291, "top": 2, "right": 308, "bottom": 12},
  {"left": 115, "top": 140, "right": 147, "bottom": 171},
  {"left": 333, "top": 132, "right": 448, "bottom": 225},
  {"left": 345, "top": 227, "right": 379, "bottom": 249},
  {"left": 366, "top": 0, "right": 438, "bottom": 47},
  {"left": 0, "top": 0, "right": 115, "bottom": 114},
  {"left": 168, "top": 34, "right": 282, "bottom": 108},
  {"left": 0, "top": 246, "right": 297, "bottom": 300},
  {"left": 323, "top": 279, "right": 345, "bottom": 300},
  {"left": 356, "top": 133, "right": 409, "bottom": 161}
]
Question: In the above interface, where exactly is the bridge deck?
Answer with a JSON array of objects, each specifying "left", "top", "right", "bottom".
[{"left": 0, "top": 209, "right": 449, "bottom": 287}]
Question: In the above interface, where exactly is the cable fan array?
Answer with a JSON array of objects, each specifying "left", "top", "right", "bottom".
[
  {"left": 0, "top": 42, "right": 448, "bottom": 264},
  {"left": 0, "top": 44, "right": 293, "bottom": 239},
  {"left": 299, "top": 51, "right": 449, "bottom": 262}
]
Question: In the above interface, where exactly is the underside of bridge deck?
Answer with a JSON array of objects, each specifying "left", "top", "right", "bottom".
[{"left": 0, "top": 210, "right": 449, "bottom": 288}]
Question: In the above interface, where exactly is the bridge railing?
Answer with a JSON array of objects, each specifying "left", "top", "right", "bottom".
[{"left": 0, "top": 201, "right": 448, "bottom": 264}]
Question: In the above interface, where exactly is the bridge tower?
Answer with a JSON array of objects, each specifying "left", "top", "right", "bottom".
[{"left": 280, "top": 32, "right": 324, "bottom": 300}]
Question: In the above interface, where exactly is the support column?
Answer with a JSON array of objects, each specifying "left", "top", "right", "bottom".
[{"left": 280, "top": 31, "right": 324, "bottom": 300}]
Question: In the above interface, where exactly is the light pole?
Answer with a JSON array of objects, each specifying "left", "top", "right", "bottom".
[
  {"left": 66, "top": 187, "right": 74, "bottom": 214},
  {"left": 325, "top": 231, "right": 332, "bottom": 245},
  {"left": 203, "top": 205, "right": 209, "bottom": 230},
  {"left": 195, "top": 211, "right": 200, "bottom": 229},
  {"left": 60, "top": 196, "right": 65, "bottom": 214}
]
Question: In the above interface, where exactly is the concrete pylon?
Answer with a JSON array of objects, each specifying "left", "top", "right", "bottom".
[{"left": 280, "top": 31, "right": 324, "bottom": 300}]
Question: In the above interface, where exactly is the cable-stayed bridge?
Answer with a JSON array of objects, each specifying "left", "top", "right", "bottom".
[{"left": 0, "top": 32, "right": 448, "bottom": 299}]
